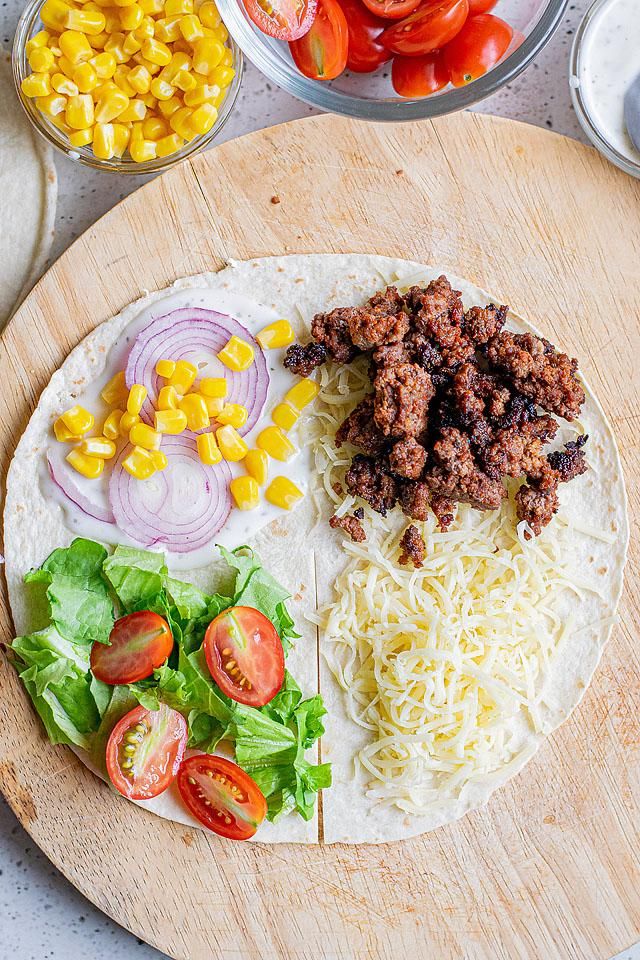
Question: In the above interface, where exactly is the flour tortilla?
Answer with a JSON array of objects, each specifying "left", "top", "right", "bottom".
[
  {"left": 0, "top": 53, "right": 57, "bottom": 326},
  {"left": 3, "top": 255, "right": 628, "bottom": 844}
]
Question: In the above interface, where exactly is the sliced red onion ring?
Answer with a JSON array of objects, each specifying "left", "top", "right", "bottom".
[
  {"left": 47, "top": 453, "right": 116, "bottom": 524},
  {"left": 125, "top": 307, "right": 269, "bottom": 434},
  {"left": 109, "top": 431, "right": 232, "bottom": 553}
]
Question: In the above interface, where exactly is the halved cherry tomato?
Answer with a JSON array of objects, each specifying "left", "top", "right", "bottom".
[
  {"left": 203, "top": 605, "right": 285, "bottom": 707},
  {"left": 90, "top": 610, "right": 173, "bottom": 685},
  {"left": 443, "top": 13, "right": 513, "bottom": 86},
  {"left": 380, "top": 0, "right": 469, "bottom": 56},
  {"left": 360, "top": 0, "right": 421, "bottom": 20},
  {"left": 468, "top": 0, "right": 496, "bottom": 12},
  {"left": 392, "top": 51, "right": 449, "bottom": 96},
  {"left": 243, "top": 0, "right": 317, "bottom": 40},
  {"left": 106, "top": 704, "right": 187, "bottom": 800},
  {"left": 177, "top": 754, "right": 267, "bottom": 840},
  {"left": 289, "top": 0, "right": 348, "bottom": 80},
  {"left": 338, "top": 0, "right": 390, "bottom": 72}
]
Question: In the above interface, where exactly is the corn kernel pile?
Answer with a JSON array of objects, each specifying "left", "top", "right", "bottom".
[
  {"left": 21, "top": 0, "right": 234, "bottom": 163},
  {"left": 53, "top": 321, "right": 316, "bottom": 516}
]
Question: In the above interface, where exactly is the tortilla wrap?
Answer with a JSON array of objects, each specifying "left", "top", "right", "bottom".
[{"left": 3, "top": 255, "right": 628, "bottom": 844}]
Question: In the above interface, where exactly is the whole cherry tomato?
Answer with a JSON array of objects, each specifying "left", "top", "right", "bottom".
[
  {"left": 380, "top": 0, "right": 469, "bottom": 57},
  {"left": 391, "top": 51, "right": 449, "bottom": 97},
  {"left": 338, "top": 0, "right": 390, "bottom": 72},
  {"left": 443, "top": 13, "right": 513, "bottom": 86},
  {"left": 289, "top": 0, "right": 349, "bottom": 79}
]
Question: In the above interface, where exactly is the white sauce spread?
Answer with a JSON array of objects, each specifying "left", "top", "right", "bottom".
[
  {"left": 42, "top": 286, "right": 311, "bottom": 569},
  {"left": 574, "top": 0, "right": 640, "bottom": 166}
]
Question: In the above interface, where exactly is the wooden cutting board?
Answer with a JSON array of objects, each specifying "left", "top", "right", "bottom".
[{"left": 0, "top": 112, "right": 639, "bottom": 960}]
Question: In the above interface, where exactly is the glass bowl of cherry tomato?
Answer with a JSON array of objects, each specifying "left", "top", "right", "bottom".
[{"left": 215, "top": 0, "right": 567, "bottom": 119}]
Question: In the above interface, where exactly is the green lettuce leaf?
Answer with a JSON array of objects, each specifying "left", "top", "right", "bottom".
[{"left": 102, "top": 545, "right": 167, "bottom": 611}]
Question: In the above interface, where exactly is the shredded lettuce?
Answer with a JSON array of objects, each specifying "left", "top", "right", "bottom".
[{"left": 10, "top": 538, "right": 330, "bottom": 822}]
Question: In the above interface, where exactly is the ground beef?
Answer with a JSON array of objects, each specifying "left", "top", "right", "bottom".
[
  {"left": 399, "top": 480, "right": 431, "bottom": 521},
  {"left": 486, "top": 331, "right": 586, "bottom": 421},
  {"left": 346, "top": 287, "right": 410, "bottom": 350},
  {"left": 329, "top": 513, "right": 367, "bottom": 542},
  {"left": 345, "top": 454, "right": 399, "bottom": 516},
  {"left": 373, "top": 340, "right": 413, "bottom": 369},
  {"left": 427, "top": 427, "right": 507, "bottom": 512},
  {"left": 515, "top": 483, "right": 560, "bottom": 536},
  {"left": 430, "top": 495, "right": 455, "bottom": 530},
  {"left": 547, "top": 435, "right": 589, "bottom": 482},
  {"left": 335, "top": 396, "right": 386, "bottom": 456},
  {"left": 406, "top": 277, "right": 475, "bottom": 370},
  {"left": 283, "top": 342, "right": 327, "bottom": 377},
  {"left": 398, "top": 524, "right": 426, "bottom": 568},
  {"left": 464, "top": 304, "right": 507, "bottom": 345},
  {"left": 389, "top": 437, "right": 427, "bottom": 479},
  {"left": 405, "top": 331, "right": 443, "bottom": 371},
  {"left": 479, "top": 414, "right": 558, "bottom": 481},
  {"left": 311, "top": 307, "right": 360, "bottom": 363},
  {"left": 451, "top": 363, "right": 512, "bottom": 426},
  {"left": 374, "top": 362, "right": 434, "bottom": 438}
]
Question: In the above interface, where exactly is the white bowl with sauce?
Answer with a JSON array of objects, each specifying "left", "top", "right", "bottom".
[{"left": 570, "top": 0, "right": 640, "bottom": 178}]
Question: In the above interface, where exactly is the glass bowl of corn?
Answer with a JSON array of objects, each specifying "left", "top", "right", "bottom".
[{"left": 13, "top": 0, "right": 243, "bottom": 172}]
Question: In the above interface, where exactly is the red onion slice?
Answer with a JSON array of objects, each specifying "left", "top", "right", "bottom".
[
  {"left": 109, "top": 431, "right": 232, "bottom": 553},
  {"left": 125, "top": 307, "right": 269, "bottom": 434},
  {"left": 47, "top": 453, "right": 116, "bottom": 524}
]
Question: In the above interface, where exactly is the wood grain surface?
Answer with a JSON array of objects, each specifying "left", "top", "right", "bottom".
[{"left": 0, "top": 112, "right": 639, "bottom": 960}]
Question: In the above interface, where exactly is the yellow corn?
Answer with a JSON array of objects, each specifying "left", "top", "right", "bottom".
[
  {"left": 216, "top": 424, "right": 247, "bottom": 462},
  {"left": 285, "top": 377, "right": 320, "bottom": 411},
  {"left": 154, "top": 408, "right": 187, "bottom": 433},
  {"left": 118, "top": 98, "right": 146, "bottom": 120},
  {"left": 142, "top": 36, "right": 172, "bottom": 64},
  {"left": 129, "top": 421, "right": 162, "bottom": 450},
  {"left": 66, "top": 448, "right": 105, "bottom": 479},
  {"left": 220, "top": 46, "right": 233, "bottom": 67},
  {"left": 192, "top": 36, "right": 224, "bottom": 75},
  {"left": 135, "top": 14, "right": 155, "bottom": 38},
  {"left": 127, "top": 383, "right": 147, "bottom": 414},
  {"left": 178, "top": 13, "right": 203, "bottom": 42},
  {"left": 174, "top": 68, "right": 196, "bottom": 92},
  {"left": 212, "top": 23, "right": 228, "bottom": 43},
  {"left": 199, "top": 376, "right": 226, "bottom": 398},
  {"left": 256, "top": 425, "right": 295, "bottom": 462},
  {"left": 59, "top": 29, "right": 93, "bottom": 64},
  {"left": 155, "top": 358, "right": 176, "bottom": 378},
  {"left": 172, "top": 37, "right": 192, "bottom": 54},
  {"left": 53, "top": 417, "right": 76, "bottom": 442},
  {"left": 216, "top": 403, "right": 247, "bottom": 429},
  {"left": 120, "top": 2, "right": 144, "bottom": 29},
  {"left": 150, "top": 77, "right": 175, "bottom": 100},
  {"left": 101, "top": 370, "right": 127, "bottom": 405},
  {"left": 21, "top": 73, "right": 52, "bottom": 98},
  {"left": 218, "top": 335, "right": 254, "bottom": 372},
  {"left": 257, "top": 319, "right": 294, "bottom": 350},
  {"left": 199, "top": 1, "right": 221, "bottom": 28},
  {"left": 57, "top": 54, "right": 76, "bottom": 77},
  {"left": 265, "top": 476, "right": 304, "bottom": 510},
  {"left": 141, "top": 91, "right": 158, "bottom": 108},
  {"left": 157, "top": 94, "right": 181, "bottom": 117},
  {"left": 157, "top": 384, "right": 179, "bottom": 409},
  {"left": 114, "top": 61, "right": 137, "bottom": 93},
  {"left": 121, "top": 32, "right": 141, "bottom": 58},
  {"left": 149, "top": 449, "right": 168, "bottom": 470},
  {"left": 165, "top": 0, "right": 192, "bottom": 13},
  {"left": 183, "top": 81, "right": 218, "bottom": 106},
  {"left": 196, "top": 431, "right": 221, "bottom": 465},
  {"left": 119, "top": 411, "right": 140, "bottom": 433},
  {"left": 88, "top": 31, "right": 109, "bottom": 49},
  {"left": 168, "top": 358, "right": 197, "bottom": 392},
  {"left": 202, "top": 395, "right": 224, "bottom": 417},
  {"left": 90, "top": 50, "right": 117, "bottom": 78},
  {"left": 69, "top": 127, "right": 93, "bottom": 146},
  {"left": 28, "top": 45, "right": 55, "bottom": 72},
  {"left": 155, "top": 131, "right": 183, "bottom": 155},
  {"left": 128, "top": 62, "right": 152, "bottom": 91},
  {"left": 244, "top": 448, "right": 268, "bottom": 486},
  {"left": 139, "top": 0, "right": 164, "bottom": 12},
  {"left": 123, "top": 445, "right": 156, "bottom": 479},
  {"left": 37, "top": 93, "right": 68, "bottom": 117},
  {"left": 41, "top": 0, "right": 73, "bottom": 31},
  {"left": 79, "top": 436, "right": 117, "bottom": 459},
  {"left": 50, "top": 114, "right": 73, "bottom": 135},
  {"left": 60, "top": 404, "right": 95, "bottom": 436},
  {"left": 104, "top": 31, "right": 128, "bottom": 62},
  {"left": 168, "top": 105, "right": 195, "bottom": 139},
  {"left": 230, "top": 476, "right": 259, "bottom": 511},
  {"left": 209, "top": 64, "right": 233, "bottom": 87},
  {"left": 113, "top": 122, "right": 131, "bottom": 155},
  {"left": 26, "top": 30, "right": 51, "bottom": 56},
  {"left": 73, "top": 60, "right": 98, "bottom": 91},
  {"left": 155, "top": 15, "right": 182, "bottom": 41},
  {"left": 102, "top": 408, "right": 123, "bottom": 439},
  {"left": 93, "top": 121, "right": 116, "bottom": 157},
  {"left": 52, "top": 72, "right": 79, "bottom": 96},
  {"left": 63, "top": 7, "right": 106, "bottom": 34},
  {"left": 95, "top": 86, "right": 129, "bottom": 121},
  {"left": 129, "top": 135, "right": 158, "bottom": 162},
  {"left": 142, "top": 115, "right": 168, "bottom": 138},
  {"left": 159, "top": 49, "right": 190, "bottom": 81},
  {"left": 271, "top": 402, "right": 299, "bottom": 432},
  {"left": 179, "top": 393, "right": 209, "bottom": 431}
]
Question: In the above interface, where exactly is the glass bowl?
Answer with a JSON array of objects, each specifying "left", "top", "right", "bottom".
[
  {"left": 216, "top": 0, "right": 567, "bottom": 121},
  {"left": 12, "top": 0, "right": 244, "bottom": 174}
]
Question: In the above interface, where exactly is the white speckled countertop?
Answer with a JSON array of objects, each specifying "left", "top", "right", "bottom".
[{"left": 1, "top": 0, "right": 638, "bottom": 956}]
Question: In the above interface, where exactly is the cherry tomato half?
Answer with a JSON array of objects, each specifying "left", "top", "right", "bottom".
[
  {"left": 106, "top": 704, "right": 187, "bottom": 800},
  {"left": 243, "top": 0, "right": 317, "bottom": 40},
  {"left": 392, "top": 51, "right": 449, "bottom": 96},
  {"left": 443, "top": 13, "right": 513, "bottom": 86},
  {"left": 380, "top": 0, "right": 469, "bottom": 56},
  {"left": 289, "top": 0, "right": 348, "bottom": 80},
  {"left": 360, "top": 0, "right": 421, "bottom": 20},
  {"left": 468, "top": 0, "right": 496, "bottom": 12},
  {"left": 203, "top": 605, "right": 285, "bottom": 707},
  {"left": 90, "top": 611, "right": 173, "bottom": 686},
  {"left": 338, "top": 0, "right": 390, "bottom": 72},
  {"left": 177, "top": 754, "right": 267, "bottom": 840}
]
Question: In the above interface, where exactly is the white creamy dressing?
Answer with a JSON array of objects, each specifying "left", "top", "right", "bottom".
[
  {"left": 41, "top": 286, "right": 311, "bottom": 569},
  {"left": 575, "top": 0, "right": 640, "bottom": 164}
]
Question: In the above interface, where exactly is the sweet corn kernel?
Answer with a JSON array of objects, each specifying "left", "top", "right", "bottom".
[
  {"left": 63, "top": 7, "right": 106, "bottom": 34},
  {"left": 285, "top": 377, "right": 320, "bottom": 410},
  {"left": 68, "top": 126, "right": 94, "bottom": 146},
  {"left": 53, "top": 417, "right": 76, "bottom": 442},
  {"left": 119, "top": 411, "right": 139, "bottom": 433},
  {"left": 50, "top": 114, "right": 73, "bottom": 135},
  {"left": 257, "top": 319, "right": 294, "bottom": 350},
  {"left": 244, "top": 448, "right": 268, "bottom": 486},
  {"left": 123, "top": 445, "right": 156, "bottom": 480},
  {"left": 154, "top": 408, "right": 187, "bottom": 433},
  {"left": 218, "top": 335, "right": 254, "bottom": 372},
  {"left": 100, "top": 370, "right": 129, "bottom": 407},
  {"left": 57, "top": 54, "right": 76, "bottom": 77},
  {"left": 36, "top": 93, "right": 67, "bottom": 117},
  {"left": 21, "top": 73, "right": 52, "bottom": 98},
  {"left": 52, "top": 72, "right": 79, "bottom": 96},
  {"left": 192, "top": 37, "right": 224, "bottom": 75},
  {"left": 179, "top": 393, "right": 210, "bottom": 431},
  {"left": 113, "top": 62, "right": 136, "bottom": 93},
  {"left": 142, "top": 36, "right": 172, "bottom": 64},
  {"left": 158, "top": 95, "right": 182, "bottom": 117},
  {"left": 112, "top": 121, "right": 130, "bottom": 155},
  {"left": 28, "top": 46, "right": 55, "bottom": 72},
  {"left": 156, "top": 358, "right": 176, "bottom": 378},
  {"left": 209, "top": 64, "right": 234, "bottom": 87},
  {"left": 104, "top": 31, "right": 128, "bottom": 62},
  {"left": 59, "top": 29, "right": 93, "bottom": 64},
  {"left": 271, "top": 401, "right": 299, "bottom": 431},
  {"left": 256, "top": 425, "right": 295, "bottom": 462},
  {"left": 154, "top": 15, "right": 182, "bottom": 41},
  {"left": 172, "top": 37, "right": 192, "bottom": 53},
  {"left": 80, "top": 436, "right": 117, "bottom": 459},
  {"left": 139, "top": 0, "right": 164, "bottom": 12},
  {"left": 199, "top": 376, "right": 226, "bottom": 398},
  {"left": 127, "top": 383, "right": 148, "bottom": 415},
  {"left": 93, "top": 80, "right": 120, "bottom": 100},
  {"left": 220, "top": 46, "right": 233, "bottom": 67},
  {"left": 149, "top": 449, "right": 168, "bottom": 470},
  {"left": 183, "top": 81, "right": 218, "bottom": 106},
  {"left": 41, "top": 0, "right": 73, "bottom": 31},
  {"left": 157, "top": 384, "right": 179, "bottom": 409},
  {"left": 212, "top": 23, "right": 228, "bottom": 43},
  {"left": 93, "top": 121, "right": 116, "bottom": 158},
  {"left": 102, "top": 408, "right": 124, "bottom": 439},
  {"left": 168, "top": 358, "right": 197, "bottom": 392},
  {"left": 118, "top": 98, "right": 146, "bottom": 120},
  {"left": 196, "top": 431, "right": 221, "bottom": 465},
  {"left": 178, "top": 13, "right": 203, "bottom": 42},
  {"left": 216, "top": 424, "right": 248, "bottom": 462},
  {"left": 199, "top": 2, "right": 221, "bottom": 28},
  {"left": 230, "top": 476, "right": 259, "bottom": 511},
  {"left": 159, "top": 49, "right": 190, "bottom": 81},
  {"left": 122, "top": 31, "right": 142, "bottom": 56},
  {"left": 142, "top": 115, "right": 168, "bottom": 138},
  {"left": 174, "top": 68, "right": 196, "bottom": 91},
  {"left": 202, "top": 395, "right": 224, "bottom": 417},
  {"left": 165, "top": 0, "right": 192, "bottom": 14},
  {"left": 60, "top": 404, "right": 95, "bottom": 436},
  {"left": 169, "top": 105, "right": 195, "bottom": 139},
  {"left": 91, "top": 50, "right": 117, "bottom": 77},
  {"left": 67, "top": 448, "right": 105, "bottom": 479},
  {"left": 88, "top": 31, "right": 109, "bottom": 48},
  {"left": 130, "top": 421, "right": 162, "bottom": 450},
  {"left": 26, "top": 30, "right": 51, "bottom": 56},
  {"left": 73, "top": 60, "right": 98, "bottom": 91},
  {"left": 265, "top": 476, "right": 304, "bottom": 510},
  {"left": 95, "top": 86, "right": 129, "bottom": 121},
  {"left": 119, "top": 2, "right": 143, "bottom": 29},
  {"left": 135, "top": 14, "right": 155, "bottom": 37},
  {"left": 155, "top": 131, "right": 183, "bottom": 155},
  {"left": 150, "top": 77, "right": 175, "bottom": 100},
  {"left": 127, "top": 62, "right": 151, "bottom": 91},
  {"left": 140, "top": 91, "right": 158, "bottom": 108},
  {"left": 130, "top": 120, "right": 144, "bottom": 142},
  {"left": 217, "top": 403, "right": 247, "bottom": 429}
]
